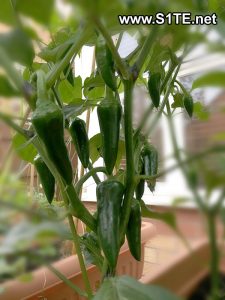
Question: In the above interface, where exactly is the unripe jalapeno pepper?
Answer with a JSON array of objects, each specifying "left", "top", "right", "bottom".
[
  {"left": 96, "top": 36, "right": 116, "bottom": 91},
  {"left": 135, "top": 160, "right": 145, "bottom": 200},
  {"left": 32, "top": 100, "right": 73, "bottom": 185},
  {"left": 34, "top": 155, "right": 55, "bottom": 204},
  {"left": 142, "top": 144, "right": 158, "bottom": 193},
  {"left": 148, "top": 72, "right": 161, "bottom": 108},
  {"left": 126, "top": 199, "right": 142, "bottom": 261},
  {"left": 183, "top": 94, "right": 194, "bottom": 118},
  {"left": 69, "top": 118, "right": 89, "bottom": 168},
  {"left": 97, "top": 90, "right": 122, "bottom": 174},
  {"left": 96, "top": 180, "right": 124, "bottom": 269}
]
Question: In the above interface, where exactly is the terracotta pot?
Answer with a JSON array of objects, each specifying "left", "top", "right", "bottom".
[{"left": 1, "top": 222, "right": 155, "bottom": 300}]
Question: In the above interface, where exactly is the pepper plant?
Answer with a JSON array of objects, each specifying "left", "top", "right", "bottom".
[{"left": 0, "top": 1, "right": 225, "bottom": 299}]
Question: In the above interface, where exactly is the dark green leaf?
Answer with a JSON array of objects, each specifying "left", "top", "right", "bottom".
[
  {"left": 12, "top": 133, "right": 37, "bottom": 163},
  {"left": 93, "top": 276, "right": 180, "bottom": 300},
  {"left": 0, "top": 29, "right": 34, "bottom": 66}
]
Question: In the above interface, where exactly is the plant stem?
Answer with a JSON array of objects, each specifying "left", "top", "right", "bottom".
[
  {"left": 75, "top": 167, "right": 107, "bottom": 194},
  {"left": 46, "top": 25, "right": 92, "bottom": 88},
  {"left": 93, "top": 18, "right": 130, "bottom": 80},
  {"left": 120, "top": 80, "right": 136, "bottom": 242},
  {"left": 133, "top": 103, "right": 154, "bottom": 140},
  {"left": 134, "top": 28, "right": 158, "bottom": 76},
  {"left": 67, "top": 213, "right": 93, "bottom": 299},
  {"left": 207, "top": 212, "right": 220, "bottom": 300},
  {"left": 174, "top": 80, "right": 188, "bottom": 95},
  {"left": 0, "top": 111, "right": 28, "bottom": 137},
  {"left": 46, "top": 263, "right": 88, "bottom": 298},
  {"left": 165, "top": 100, "right": 206, "bottom": 212},
  {"left": 88, "top": 162, "right": 101, "bottom": 185}
]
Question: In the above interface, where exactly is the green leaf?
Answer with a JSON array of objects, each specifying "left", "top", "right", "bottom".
[
  {"left": 140, "top": 200, "right": 177, "bottom": 230},
  {"left": 0, "top": 0, "right": 15, "bottom": 25},
  {"left": 0, "top": 75, "right": 20, "bottom": 97},
  {"left": 192, "top": 71, "right": 225, "bottom": 90},
  {"left": 63, "top": 102, "right": 85, "bottom": 119},
  {"left": 193, "top": 101, "right": 209, "bottom": 121},
  {"left": 12, "top": 133, "right": 37, "bottom": 163},
  {"left": 14, "top": 0, "right": 54, "bottom": 25},
  {"left": 80, "top": 232, "right": 103, "bottom": 270},
  {"left": 89, "top": 133, "right": 102, "bottom": 163},
  {"left": 83, "top": 74, "right": 105, "bottom": 100},
  {"left": 93, "top": 276, "right": 180, "bottom": 300},
  {"left": 58, "top": 77, "right": 82, "bottom": 103},
  {"left": 171, "top": 92, "right": 184, "bottom": 109},
  {"left": 0, "top": 28, "right": 34, "bottom": 66}
]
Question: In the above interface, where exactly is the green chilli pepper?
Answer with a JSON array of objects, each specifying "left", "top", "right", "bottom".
[
  {"left": 69, "top": 118, "right": 89, "bottom": 168},
  {"left": 135, "top": 159, "right": 145, "bottom": 200},
  {"left": 142, "top": 144, "right": 158, "bottom": 193},
  {"left": 97, "top": 90, "right": 122, "bottom": 174},
  {"left": 96, "top": 180, "right": 124, "bottom": 269},
  {"left": 148, "top": 72, "right": 161, "bottom": 108},
  {"left": 126, "top": 199, "right": 142, "bottom": 261},
  {"left": 34, "top": 155, "right": 55, "bottom": 204},
  {"left": 96, "top": 36, "right": 116, "bottom": 91},
  {"left": 183, "top": 95, "right": 194, "bottom": 118},
  {"left": 32, "top": 100, "right": 73, "bottom": 184}
]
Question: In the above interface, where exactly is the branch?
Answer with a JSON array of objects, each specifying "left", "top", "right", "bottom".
[
  {"left": 75, "top": 166, "right": 107, "bottom": 194},
  {"left": 46, "top": 24, "right": 92, "bottom": 88},
  {"left": 133, "top": 28, "right": 158, "bottom": 77},
  {"left": 0, "top": 111, "right": 28, "bottom": 137},
  {"left": 93, "top": 18, "right": 130, "bottom": 80}
]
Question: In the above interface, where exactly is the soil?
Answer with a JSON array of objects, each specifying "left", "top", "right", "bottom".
[{"left": 188, "top": 273, "right": 225, "bottom": 300}]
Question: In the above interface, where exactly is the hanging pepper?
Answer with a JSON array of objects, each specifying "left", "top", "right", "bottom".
[
  {"left": 142, "top": 143, "right": 158, "bottom": 192},
  {"left": 69, "top": 118, "right": 89, "bottom": 168},
  {"left": 183, "top": 94, "right": 194, "bottom": 118},
  {"left": 148, "top": 72, "right": 161, "bottom": 108},
  {"left": 96, "top": 36, "right": 117, "bottom": 91},
  {"left": 126, "top": 199, "right": 142, "bottom": 261},
  {"left": 31, "top": 71, "right": 73, "bottom": 184},
  {"left": 135, "top": 159, "right": 145, "bottom": 200},
  {"left": 34, "top": 155, "right": 55, "bottom": 204},
  {"left": 96, "top": 180, "right": 124, "bottom": 269},
  {"left": 97, "top": 89, "right": 122, "bottom": 174},
  {"left": 136, "top": 178, "right": 145, "bottom": 200}
]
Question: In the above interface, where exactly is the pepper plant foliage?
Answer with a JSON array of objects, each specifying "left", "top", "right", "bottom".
[{"left": 0, "top": 0, "right": 225, "bottom": 299}]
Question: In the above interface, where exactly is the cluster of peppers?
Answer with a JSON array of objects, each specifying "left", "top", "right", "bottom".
[{"left": 31, "top": 39, "right": 160, "bottom": 274}]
